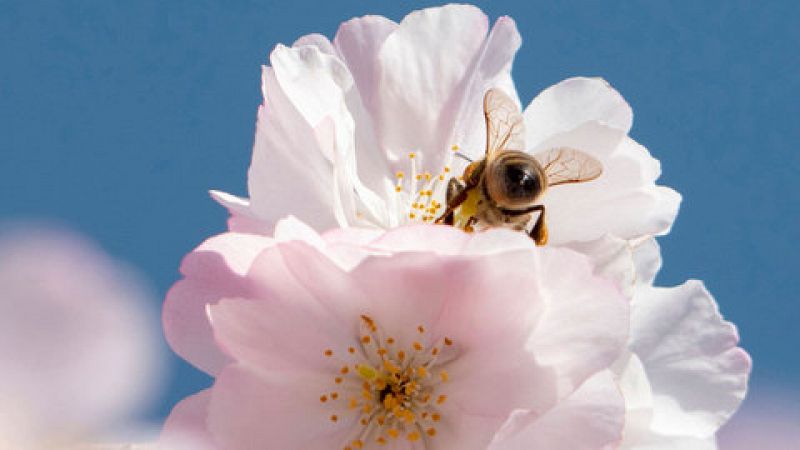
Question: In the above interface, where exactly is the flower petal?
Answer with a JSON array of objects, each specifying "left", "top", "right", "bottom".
[
  {"left": 374, "top": 5, "right": 490, "bottom": 166},
  {"left": 563, "top": 235, "right": 636, "bottom": 299},
  {"left": 630, "top": 281, "right": 751, "bottom": 438},
  {"left": 243, "top": 63, "right": 341, "bottom": 231},
  {"left": 528, "top": 247, "right": 629, "bottom": 397},
  {"left": 207, "top": 365, "right": 355, "bottom": 450},
  {"left": 161, "top": 390, "right": 216, "bottom": 450},
  {"left": 333, "top": 15, "right": 400, "bottom": 202},
  {"left": 334, "top": 15, "right": 398, "bottom": 110},
  {"left": 207, "top": 245, "right": 361, "bottom": 374},
  {"left": 489, "top": 371, "right": 625, "bottom": 450},
  {"left": 631, "top": 236, "right": 662, "bottom": 288},
  {"left": 535, "top": 122, "right": 681, "bottom": 244},
  {"left": 209, "top": 191, "right": 272, "bottom": 235},
  {"left": 449, "top": 15, "right": 522, "bottom": 162},
  {"left": 293, "top": 33, "right": 336, "bottom": 55},
  {"left": 524, "top": 77, "right": 633, "bottom": 148},
  {"left": 163, "top": 232, "right": 273, "bottom": 375}
]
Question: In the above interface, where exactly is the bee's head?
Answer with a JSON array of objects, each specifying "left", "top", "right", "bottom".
[{"left": 485, "top": 151, "right": 545, "bottom": 210}]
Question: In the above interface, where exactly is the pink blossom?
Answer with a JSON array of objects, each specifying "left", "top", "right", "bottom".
[{"left": 163, "top": 218, "right": 629, "bottom": 449}]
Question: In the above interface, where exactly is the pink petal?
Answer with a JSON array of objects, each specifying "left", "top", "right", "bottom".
[
  {"left": 369, "top": 224, "right": 473, "bottom": 254},
  {"left": 160, "top": 390, "right": 217, "bottom": 450},
  {"left": 163, "top": 232, "right": 273, "bottom": 375},
  {"left": 528, "top": 247, "right": 630, "bottom": 398},
  {"left": 208, "top": 294, "right": 355, "bottom": 375},
  {"left": 207, "top": 365, "right": 355, "bottom": 450},
  {"left": 490, "top": 371, "right": 625, "bottom": 450}
]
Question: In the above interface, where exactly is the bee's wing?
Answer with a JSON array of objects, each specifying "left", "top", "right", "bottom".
[
  {"left": 533, "top": 147, "right": 603, "bottom": 187},
  {"left": 484, "top": 88, "right": 525, "bottom": 156}
]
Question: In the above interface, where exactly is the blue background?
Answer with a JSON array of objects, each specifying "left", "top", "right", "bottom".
[{"left": 2, "top": 0, "right": 797, "bottom": 436}]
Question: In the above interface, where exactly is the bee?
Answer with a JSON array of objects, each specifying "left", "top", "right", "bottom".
[{"left": 436, "top": 88, "right": 603, "bottom": 245}]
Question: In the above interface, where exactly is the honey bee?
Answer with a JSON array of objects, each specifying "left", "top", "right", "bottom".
[{"left": 436, "top": 88, "right": 603, "bottom": 245}]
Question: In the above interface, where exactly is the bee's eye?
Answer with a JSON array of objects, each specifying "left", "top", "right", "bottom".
[
  {"left": 486, "top": 152, "right": 543, "bottom": 209},
  {"left": 502, "top": 164, "right": 540, "bottom": 200}
]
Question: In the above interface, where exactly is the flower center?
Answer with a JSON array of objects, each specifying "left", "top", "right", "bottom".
[
  {"left": 392, "top": 145, "right": 462, "bottom": 224},
  {"left": 321, "top": 315, "right": 456, "bottom": 448}
]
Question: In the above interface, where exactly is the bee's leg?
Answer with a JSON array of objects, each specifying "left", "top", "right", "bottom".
[
  {"left": 464, "top": 216, "right": 477, "bottom": 233},
  {"left": 436, "top": 178, "right": 467, "bottom": 225},
  {"left": 528, "top": 205, "right": 548, "bottom": 246}
]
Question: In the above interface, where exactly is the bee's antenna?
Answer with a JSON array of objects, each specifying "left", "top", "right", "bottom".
[{"left": 454, "top": 152, "right": 473, "bottom": 163}]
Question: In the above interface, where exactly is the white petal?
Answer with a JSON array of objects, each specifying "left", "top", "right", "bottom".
[
  {"left": 209, "top": 190, "right": 272, "bottom": 234},
  {"left": 536, "top": 122, "right": 681, "bottom": 243},
  {"left": 246, "top": 66, "right": 339, "bottom": 231},
  {"left": 292, "top": 33, "right": 335, "bottom": 55},
  {"left": 524, "top": 77, "right": 633, "bottom": 149},
  {"left": 630, "top": 281, "right": 751, "bottom": 438},
  {"left": 631, "top": 236, "right": 662, "bottom": 288},
  {"left": 612, "top": 352, "right": 656, "bottom": 448},
  {"left": 268, "top": 44, "right": 378, "bottom": 227},
  {"left": 449, "top": 15, "right": 522, "bottom": 162},
  {"left": 374, "top": 5, "right": 490, "bottom": 167},
  {"left": 490, "top": 371, "right": 625, "bottom": 450},
  {"left": 333, "top": 15, "right": 399, "bottom": 203},
  {"left": 563, "top": 235, "right": 637, "bottom": 299},
  {"left": 334, "top": 15, "right": 398, "bottom": 108}
]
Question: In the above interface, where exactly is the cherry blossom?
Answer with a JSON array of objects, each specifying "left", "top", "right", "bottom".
[
  {"left": 163, "top": 218, "right": 629, "bottom": 449},
  {"left": 211, "top": 4, "right": 679, "bottom": 246}
]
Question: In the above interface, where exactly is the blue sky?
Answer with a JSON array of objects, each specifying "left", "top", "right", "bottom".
[{"left": 1, "top": 0, "right": 797, "bottom": 430}]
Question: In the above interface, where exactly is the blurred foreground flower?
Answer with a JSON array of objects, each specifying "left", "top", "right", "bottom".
[
  {"left": 0, "top": 226, "right": 164, "bottom": 449},
  {"left": 163, "top": 218, "right": 630, "bottom": 449},
  {"left": 211, "top": 4, "right": 680, "bottom": 246}
]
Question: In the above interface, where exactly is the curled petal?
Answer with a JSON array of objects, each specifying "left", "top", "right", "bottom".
[
  {"left": 163, "top": 232, "right": 273, "bottom": 375},
  {"left": 630, "top": 281, "right": 751, "bottom": 438},
  {"left": 524, "top": 76, "right": 633, "bottom": 148}
]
